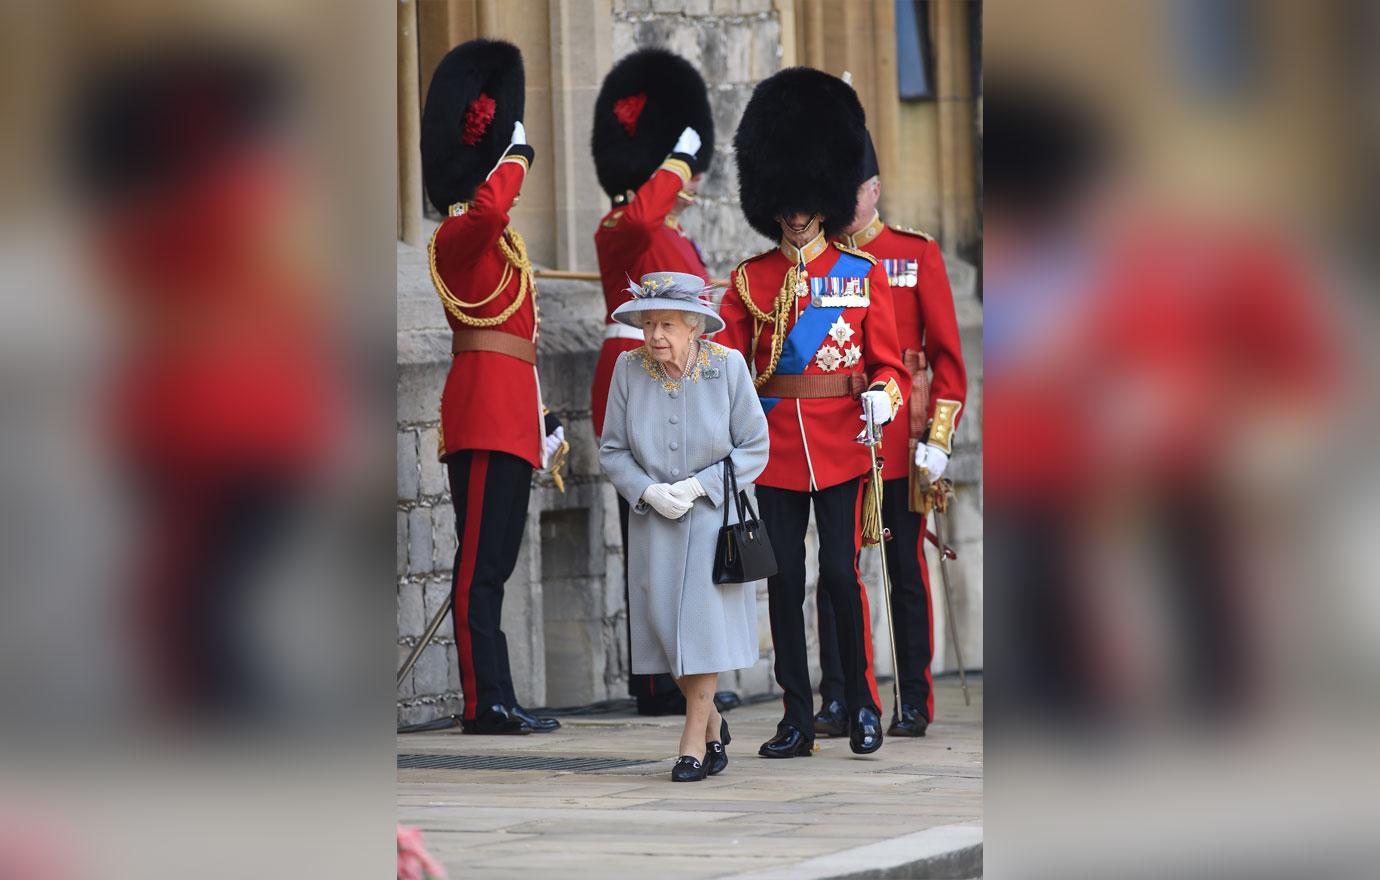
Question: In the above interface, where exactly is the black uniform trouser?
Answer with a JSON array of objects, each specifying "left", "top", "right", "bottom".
[
  {"left": 819, "top": 477, "right": 936, "bottom": 720},
  {"left": 758, "top": 478, "right": 881, "bottom": 733},
  {"left": 618, "top": 496, "right": 680, "bottom": 701},
  {"left": 447, "top": 450, "right": 531, "bottom": 720}
]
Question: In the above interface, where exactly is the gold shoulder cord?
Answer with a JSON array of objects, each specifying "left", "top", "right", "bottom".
[
  {"left": 733, "top": 261, "right": 800, "bottom": 389},
  {"left": 833, "top": 241, "right": 878, "bottom": 265},
  {"left": 429, "top": 225, "right": 532, "bottom": 328}
]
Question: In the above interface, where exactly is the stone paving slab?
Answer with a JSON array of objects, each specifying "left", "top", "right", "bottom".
[{"left": 397, "top": 678, "right": 982, "bottom": 879}]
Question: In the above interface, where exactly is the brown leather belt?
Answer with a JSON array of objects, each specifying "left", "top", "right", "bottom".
[
  {"left": 757, "top": 373, "right": 865, "bottom": 399},
  {"left": 451, "top": 330, "right": 537, "bottom": 365}
]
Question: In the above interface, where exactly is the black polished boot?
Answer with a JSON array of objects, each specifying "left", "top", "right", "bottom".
[
  {"left": 887, "top": 704, "right": 928, "bottom": 738},
  {"left": 812, "top": 699, "right": 848, "bottom": 738},
  {"left": 460, "top": 705, "right": 531, "bottom": 735},
  {"left": 706, "top": 718, "right": 731, "bottom": 776},
  {"left": 671, "top": 754, "right": 708, "bottom": 782},
  {"left": 758, "top": 723, "right": 814, "bottom": 759},
  {"left": 849, "top": 707, "right": 884, "bottom": 754},
  {"left": 510, "top": 704, "right": 561, "bottom": 732}
]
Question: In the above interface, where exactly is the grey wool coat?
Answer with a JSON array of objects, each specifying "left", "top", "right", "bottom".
[{"left": 598, "top": 340, "right": 771, "bottom": 677}]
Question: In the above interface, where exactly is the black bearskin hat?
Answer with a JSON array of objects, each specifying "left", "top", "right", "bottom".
[
  {"left": 861, "top": 129, "right": 879, "bottom": 179},
  {"left": 421, "top": 39, "right": 525, "bottom": 214},
  {"left": 592, "top": 48, "right": 715, "bottom": 198},
  {"left": 70, "top": 43, "right": 286, "bottom": 205},
  {"left": 733, "top": 67, "right": 867, "bottom": 240}
]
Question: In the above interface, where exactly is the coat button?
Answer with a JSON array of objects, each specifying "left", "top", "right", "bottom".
[
  {"left": 669, "top": 415, "right": 679, "bottom": 424},
  {"left": 669, "top": 390, "right": 678, "bottom": 399},
  {"left": 671, "top": 467, "right": 680, "bottom": 476},
  {"left": 670, "top": 441, "right": 679, "bottom": 450}
]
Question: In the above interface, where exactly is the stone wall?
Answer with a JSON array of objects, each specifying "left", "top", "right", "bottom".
[{"left": 397, "top": 3, "right": 983, "bottom": 726}]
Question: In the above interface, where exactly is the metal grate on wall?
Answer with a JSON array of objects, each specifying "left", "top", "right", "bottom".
[{"left": 397, "top": 753, "right": 656, "bottom": 773}]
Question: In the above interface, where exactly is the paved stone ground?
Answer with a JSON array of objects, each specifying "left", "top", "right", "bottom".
[{"left": 397, "top": 677, "right": 982, "bottom": 879}]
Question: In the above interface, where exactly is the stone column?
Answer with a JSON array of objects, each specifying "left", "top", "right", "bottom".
[
  {"left": 398, "top": 0, "right": 424, "bottom": 246},
  {"left": 549, "top": 0, "right": 614, "bottom": 272}
]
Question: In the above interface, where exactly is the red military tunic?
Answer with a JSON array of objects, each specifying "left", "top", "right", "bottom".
[
  {"left": 591, "top": 153, "right": 707, "bottom": 437},
  {"left": 718, "top": 233, "right": 908, "bottom": 492},
  {"left": 840, "top": 214, "right": 968, "bottom": 480},
  {"left": 431, "top": 149, "right": 545, "bottom": 468}
]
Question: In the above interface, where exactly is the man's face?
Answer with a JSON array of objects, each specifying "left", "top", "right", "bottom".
[
  {"left": 850, "top": 176, "right": 881, "bottom": 231},
  {"left": 777, "top": 211, "right": 820, "bottom": 244}
]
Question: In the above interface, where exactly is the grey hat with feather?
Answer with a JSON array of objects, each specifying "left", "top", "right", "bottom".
[{"left": 610, "top": 271, "right": 724, "bottom": 334}]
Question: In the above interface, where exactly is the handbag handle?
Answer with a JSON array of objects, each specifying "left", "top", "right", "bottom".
[
  {"left": 721, "top": 457, "right": 754, "bottom": 527},
  {"left": 722, "top": 457, "right": 737, "bottom": 530}
]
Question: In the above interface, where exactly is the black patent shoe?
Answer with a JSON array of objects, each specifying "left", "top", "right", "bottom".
[
  {"left": 510, "top": 704, "right": 561, "bottom": 732},
  {"left": 706, "top": 717, "right": 731, "bottom": 775},
  {"left": 887, "top": 704, "right": 928, "bottom": 738},
  {"left": 460, "top": 705, "right": 532, "bottom": 735},
  {"left": 813, "top": 699, "right": 848, "bottom": 738},
  {"left": 849, "top": 707, "right": 884, "bottom": 754},
  {"left": 705, "top": 741, "right": 727, "bottom": 776},
  {"left": 758, "top": 723, "right": 814, "bottom": 759},
  {"left": 671, "top": 754, "right": 708, "bottom": 782}
]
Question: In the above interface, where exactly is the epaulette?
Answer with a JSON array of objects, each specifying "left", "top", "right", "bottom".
[
  {"left": 888, "top": 224, "right": 934, "bottom": 242},
  {"left": 734, "top": 249, "right": 775, "bottom": 273},
  {"left": 601, "top": 209, "right": 625, "bottom": 229},
  {"left": 832, "top": 241, "right": 878, "bottom": 265}
]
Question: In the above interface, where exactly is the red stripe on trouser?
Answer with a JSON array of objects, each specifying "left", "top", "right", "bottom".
[
  {"left": 918, "top": 515, "right": 935, "bottom": 721},
  {"left": 455, "top": 451, "right": 489, "bottom": 720},
  {"left": 853, "top": 480, "right": 882, "bottom": 711}
]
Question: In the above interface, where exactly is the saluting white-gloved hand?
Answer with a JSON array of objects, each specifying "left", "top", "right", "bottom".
[
  {"left": 542, "top": 426, "right": 565, "bottom": 463},
  {"left": 666, "top": 477, "right": 706, "bottom": 507},
  {"left": 858, "top": 389, "right": 895, "bottom": 428},
  {"left": 642, "top": 483, "right": 692, "bottom": 519},
  {"left": 672, "top": 126, "right": 701, "bottom": 159},
  {"left": 511, "top": 121, "right": 527, "bottom": 146},
  {"left": 915, "top": 443, "right": 949, "bottom": 481}
]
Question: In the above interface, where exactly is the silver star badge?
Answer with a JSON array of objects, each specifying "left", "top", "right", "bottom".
[
  {"left": 815, "top": 344, "right": 843, "bottom": 372},
  {"left": 842, "top": 343, "right": 862, "bottom": 368},
  {"left": 827, "top": 316, "right": 855, "bottom": 347}
]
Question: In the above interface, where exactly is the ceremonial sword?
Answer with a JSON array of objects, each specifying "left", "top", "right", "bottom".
[{"left": 861, "top": 406, "right": 903, "bottom": 721}]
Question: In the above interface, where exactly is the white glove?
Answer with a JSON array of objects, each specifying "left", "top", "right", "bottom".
[
  {"left": 642, "top": 483, "right": 692, "bottom": 519},
  {"left": 511, "top": 121, "right": 527, "bottom": 146},
  {"left": 858, "top": 389, "right": 895, "bottom": 427},
  {"left": 672, "top": 126, "right": 701, "bottom": 158},
  {"left": 542, "top": 426, "right": 565, "bottom": 463},
  {"left": 915, "top": 443, "right": 949, "bottom": 481},
  {"left": 667, "top": 477, "right": 706, "bottom": 507}
]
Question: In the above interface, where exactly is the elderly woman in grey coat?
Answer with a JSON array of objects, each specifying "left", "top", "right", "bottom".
[{"left": 599, "top": 272, "right": 770, "bottom": 782}]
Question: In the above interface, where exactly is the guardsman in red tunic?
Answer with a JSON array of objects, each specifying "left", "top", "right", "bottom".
[
  {"left": 421, "top": 39, "right": 562, "bottom": 735},
  {"left": 590, "top": 49, "right": 717, "bottom": 715},
  {"left": 719, "top": 69, "right": 909, "bottom": 758},
  {"left": 815, "top": 132, "right": 968, "bottom": 739}
]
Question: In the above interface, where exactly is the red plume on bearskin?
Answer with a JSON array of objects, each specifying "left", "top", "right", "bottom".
[
  {"left": 612, "top": 93, "right": 647, "bottom": 137},
  {"left": 421, "top": 39, "right": 525, "bottom": 213},
  {"left": 733, "top": 67, "right": 868, "bottom": 240},
  {"left": 461, "top": 93, "right": 497, "bottom": 145},
  {"left": 592, "top": 48, "right": 714, "bottom": 198}
]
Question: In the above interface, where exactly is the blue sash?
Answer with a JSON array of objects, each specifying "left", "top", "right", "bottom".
[{"left": 760, "top": 251, "right": 872, "bottom": 415}]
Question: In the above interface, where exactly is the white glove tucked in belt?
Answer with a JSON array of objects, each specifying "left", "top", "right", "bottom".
[{"left": 914, "top": 443, "right": 949, "bottom": 481}]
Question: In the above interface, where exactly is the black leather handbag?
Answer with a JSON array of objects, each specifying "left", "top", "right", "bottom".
[{"left": 712, "top": 457, "right": 777, "bottom": 585}]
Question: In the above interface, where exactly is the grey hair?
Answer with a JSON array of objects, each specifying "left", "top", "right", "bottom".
[{"left": 680, "top": 311, "right": 707, "bottom": 336}]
